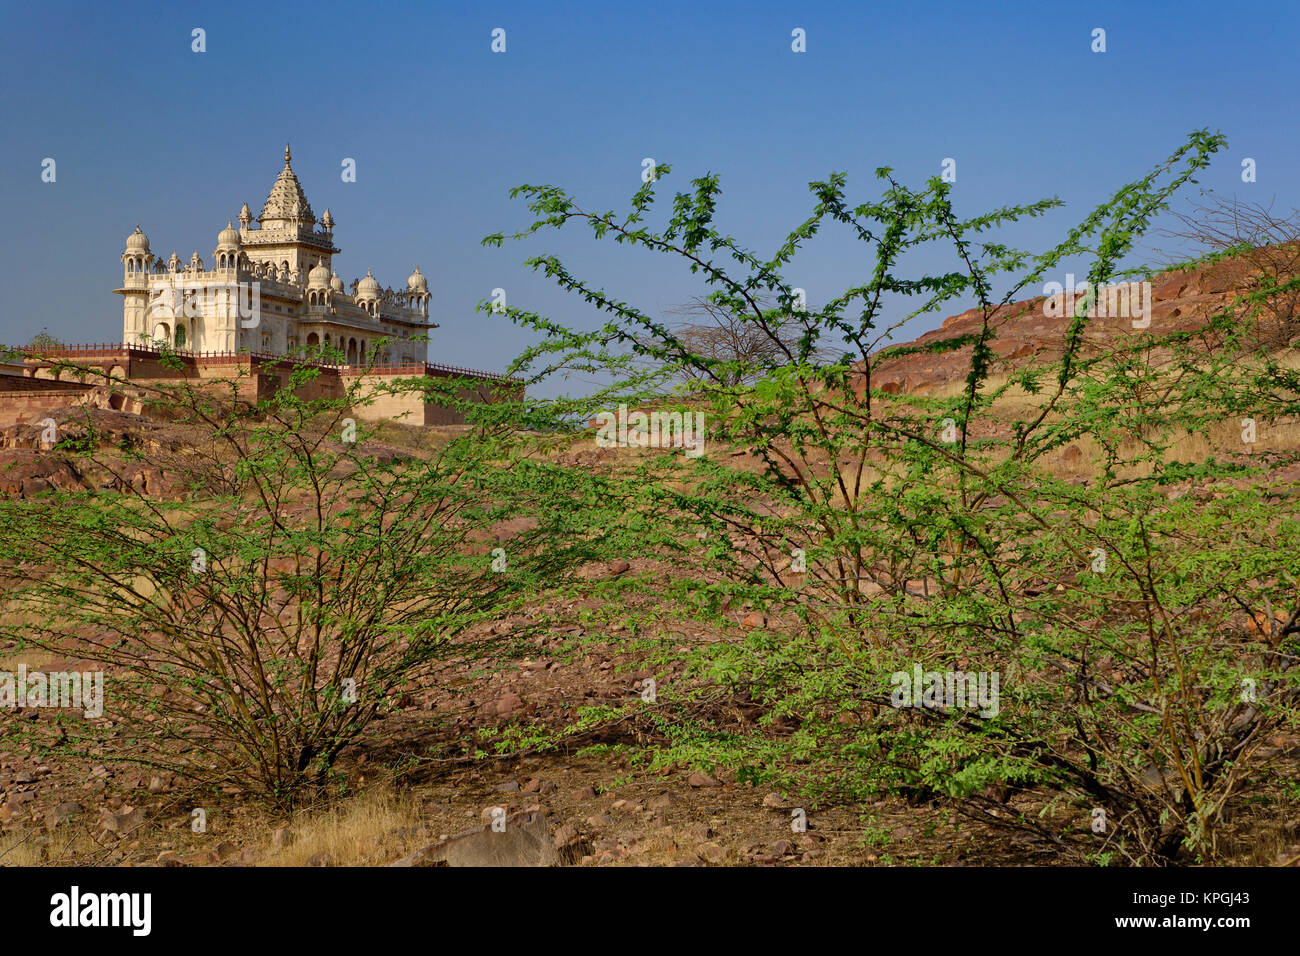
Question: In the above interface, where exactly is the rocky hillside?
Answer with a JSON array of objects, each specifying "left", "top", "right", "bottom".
[{"left": 870, "top": 259, "right": 1263, "bottom": 397}]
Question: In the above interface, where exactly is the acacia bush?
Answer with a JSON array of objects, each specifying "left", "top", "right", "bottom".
[
  {"left": 0, "top": 355, "right": 612, "bottom": 806},
  {"left": 490, "top": 130, "right": 1300, "bottom": 863}
]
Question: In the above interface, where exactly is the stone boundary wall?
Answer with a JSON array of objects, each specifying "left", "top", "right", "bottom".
[
  {"left": 0, "top": 376, "right": 93, "bottom": 394},
  {"left": 0, "top": 388, "right": 93, "bottom": 428},
  {"left": 4, "top": 345, "right": 522, "bottom": 428}
]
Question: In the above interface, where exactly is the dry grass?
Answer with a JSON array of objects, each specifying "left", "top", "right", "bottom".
[
  {"left": 256, "top": 787, "right": 422, "bottom": 867},
  {"left": 0, "top": 830, "right": 45, "bottom": 866},
  {"left": 367, "top": 420, "right": 470, "bottom": 456},
  {"left": 0, "top": 826, "right": 109, "bottom": 867}
]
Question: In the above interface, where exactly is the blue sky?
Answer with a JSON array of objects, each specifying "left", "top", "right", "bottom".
[{"left": 2, "top": 0, "right": 1297, "bottom": 387}]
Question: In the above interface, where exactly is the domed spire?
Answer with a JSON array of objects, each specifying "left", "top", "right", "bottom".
[
  {"left": 125, "top": 224, "right": 151, "bottom": 252},
  {"left": 238, "top": 202, "right": 252, "bottom": 226},
  {"left": 356, "top": 268, "right": 381, "bottom": 299},
  {"left": 217, "top": 220, "right": 241, "bottom": 248},
  {"left": 259, "top": 144, "right": 315, "bottom": 227}
]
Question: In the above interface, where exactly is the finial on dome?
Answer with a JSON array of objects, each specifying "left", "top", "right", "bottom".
[{"left": 284, "top": 143, "right": 292, "bottom": 165}]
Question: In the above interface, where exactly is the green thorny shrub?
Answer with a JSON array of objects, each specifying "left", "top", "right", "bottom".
[
  {"left": 0, "top": 348, "right": 631, "bottom": 807},
  {"left": 487, "top": 130, "right": 1300, "bottom": 864}
]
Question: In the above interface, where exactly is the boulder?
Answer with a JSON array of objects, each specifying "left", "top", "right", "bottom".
[{"left": 390, "top": 810, "right": 559, "bottom": 867}]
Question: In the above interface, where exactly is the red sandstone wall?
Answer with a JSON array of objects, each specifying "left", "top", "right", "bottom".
[
  {"left": 0, "top": 376, "right": 91, "bottom": 394},
  {"left": 350, "top": 372, "right": 520, "bottom": 426},
  {"left": 7, "top": 350, "right": 521, "bottom": 428},
  {"left": 0, "top": 389, "right": 92, "bottom": 428}
]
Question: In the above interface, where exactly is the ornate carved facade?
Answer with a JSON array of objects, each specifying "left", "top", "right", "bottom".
[{"left": 115, "top": 146, "right": 433, "bottom": 366}]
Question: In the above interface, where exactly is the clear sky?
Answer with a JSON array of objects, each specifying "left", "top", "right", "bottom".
[{"left": 2, "top": 0, "right": 1297, "bottom": 387}]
